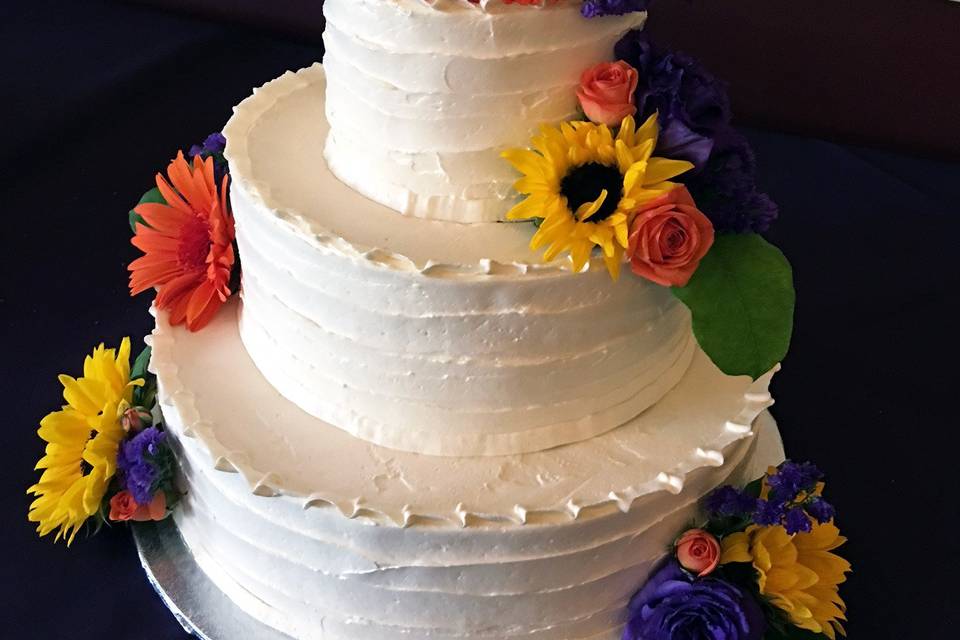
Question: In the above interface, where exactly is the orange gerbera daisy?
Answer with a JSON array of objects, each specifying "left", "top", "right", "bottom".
[{"left": 129, "top": 152, "right": 236, "bottom": 331}]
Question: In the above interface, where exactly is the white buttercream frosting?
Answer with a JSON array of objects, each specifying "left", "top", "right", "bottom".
[
  {"left": 224, "top": 65, "right": 695, "bottom": 457},
  {"left": 321, "top": 0, "right": 646, "bottom": 222},
  {"left": 150, "top": 301, "right": 783, "bottom": 640}
]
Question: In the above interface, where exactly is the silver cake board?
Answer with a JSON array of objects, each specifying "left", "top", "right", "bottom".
[
  {"left": 133, "top": 517, "right": 293, "bottom": 640},
  {"left": 134, "top": 412, "right": 783, "bottom": 640}
]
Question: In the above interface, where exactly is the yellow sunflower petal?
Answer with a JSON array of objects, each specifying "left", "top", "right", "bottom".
[
  {"left": 603, "top": 249, "right": 622, "bottom": 281},
  {"left": 28, "top": 338, "right": 138, "bottom": 544},
  {"left": 645, "top": 157, "right": 695, "bottom": 185},
  {"left": 575, "top": 189, "right": 608, "bottom": 222}
]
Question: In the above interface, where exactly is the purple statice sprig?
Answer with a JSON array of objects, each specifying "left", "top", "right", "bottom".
[
  {"left": 581, "top": 0, "right": 650, "bottom": 18},
  {"left": 703, "top": 461, "right": 836, "bottom": 536},
  {"left": 188, "top": 132, "right": 228, "bottom": 184},
  {"left": 613, "top": 30, "right": 779, "bottom": 233},
  {"left": 116, "top": 426, "right": 175, "bottom": 506}
]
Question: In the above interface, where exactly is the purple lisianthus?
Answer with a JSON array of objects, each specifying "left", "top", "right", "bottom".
[
  {"left": 615, "top": 30, "right": 731, "bottom": 172},
  {"left": 624, "top": 559, "right": 765, "bottom": 640},
  {"left": 117, "top": 427, "right": 167, "bottom": 505},
  {"left": 582, "top": 0, "right": 650, "bottom": 18},
  {"left": 188, "top": 132, "right": 229, "bottom": 184},
  {"left": 704, "top": 485, "right": 758, "bottom": 518},
  {"left": 684, "top": 128, "right": 779, "bottom": 233}
]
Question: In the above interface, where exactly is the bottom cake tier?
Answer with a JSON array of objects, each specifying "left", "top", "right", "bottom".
[{"left": 150, "top": 301, "right": 783, "bottom": 640}]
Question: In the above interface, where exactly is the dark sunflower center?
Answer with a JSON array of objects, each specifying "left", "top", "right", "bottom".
[{"left": 560, "top": 162, "right": 623, "bottom": 223}]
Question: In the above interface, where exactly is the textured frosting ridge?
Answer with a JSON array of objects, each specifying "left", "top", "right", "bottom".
[
  {"left": 225, "top": 65, "right": 696, "bottom": 457},
  {"left": 151, "top": 301, "right": 782, "bottom": 640},
  {"left": 149, "top": 300, "right": 779, "bottom": 527},
  {"left": 322, "top": 0, "right": 646, "bottom": 222}
]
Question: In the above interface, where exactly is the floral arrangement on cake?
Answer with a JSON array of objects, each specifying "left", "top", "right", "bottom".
[
  {"left": 624, "top": 461, "right": 851, "bottom": 640},
  {"left": 503, "top": 32, "right": 795, "bottom": 380},
  {"left": 26, "top": 339, "right": 178, "bottom": 544},
  {"left": 128, "top": 133, "right": 238, "bottom": 332},
  {"left": 26, "top": 133, "right": 237, "bottom": 545}
]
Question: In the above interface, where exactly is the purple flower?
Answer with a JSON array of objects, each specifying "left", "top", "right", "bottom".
[
  {"left": 704, "top": 485, "right": 758, "bottom": 518},
  {"left": 753, "top": 499, "right": 785, "bottom": 527},
  {"left": 767, "top": 461, "right": 824, "bottom": 503},
  {"left": 615, "top": 31, "right": 731, "bottom": 172},
  {"left": 784, "top": 506, "right": 813, "bottom": 535},
  {"left": 624, "top": 559, "right": 765, "bottom": 640},
  {"left": 117, "top": 427, "right": 167, "bottom": 505},
  {"left": 189, "top": 132, "right": 226, "bottom": 158},
  {"left": 684, "top": 128, "right": 779, "bottom": 233},
  {"left": 805, "top": 497, "right": 836, "bottom": 524},
  {"left": 581, "top": 0, "right": 649, "bottom": 18},
  {"left": 188, "top": 132, "right": 229, "bottom": 184}
]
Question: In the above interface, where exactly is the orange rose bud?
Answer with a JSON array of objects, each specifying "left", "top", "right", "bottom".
[
  {"left": 675, "top": 528, "right": 721, "bottom": 577},
  {"left": 132, "top": 491, "right": 168, "bottom": 522},
  {"left": 120, "top": 406, "right": 153, "bottom": 433},
  {"left": 108, "top": 490, "right": 140, "bottom": 522},
  {"left": 627, "top": 186, "right": 715, "bottom": 287},
  {"left": 576, "top": 60, "right": 639, "bottom": 126}
]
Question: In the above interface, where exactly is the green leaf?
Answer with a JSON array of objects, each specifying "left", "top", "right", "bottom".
[
  {"left": 672, "top": 234, "right": 795, "bottom": 379},
  {"left": 129, "top": 187, "right": 166, "bottom": 232},
  {"left": 131, "top": 345, "right": 155, "bottom": 407},
  {"left": 131, "top": 345, "right": 152, "bottom": 381},
  {"left": 743, "top": 476, "right": 765, "bottom": 499}
]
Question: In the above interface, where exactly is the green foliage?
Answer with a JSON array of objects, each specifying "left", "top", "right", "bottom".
[
  {"left": 129, "top": 187, "right": 165, "bottom": 232},
  {"left": 131, "top": 345, "right": 156, "bottom": 408},
  {"left": 673, "top": 234, "right": 795, "bottom": 379},
  {"left": 705, "top": 514, "right": 753, "bottom": 538}
]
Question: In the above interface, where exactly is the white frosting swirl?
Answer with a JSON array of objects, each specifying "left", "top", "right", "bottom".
[{"left": 321, "top": 0, "right": 646, "bottom": 222}]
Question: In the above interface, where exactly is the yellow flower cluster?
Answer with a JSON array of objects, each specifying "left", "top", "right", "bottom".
[
  {"left": 722, "top": 521, "right": 851, "bottom": 639},
  {"left": 502, "top": 113, "right": 692, "bottom": 279},
  {"left": 27, "top": 338, "right": 143, "bottom": 544}
]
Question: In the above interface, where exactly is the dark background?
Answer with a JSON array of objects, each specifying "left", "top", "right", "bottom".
[{"left": 3, "top": 1, "right": 959, "bottom": 638}]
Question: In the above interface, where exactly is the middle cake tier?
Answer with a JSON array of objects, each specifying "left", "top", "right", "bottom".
[{"left": 226, "top": 64, "right": 694, "bottom": 457}]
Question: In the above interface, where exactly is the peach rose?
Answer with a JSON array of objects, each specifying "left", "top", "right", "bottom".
[
  {"left": 109, "top": 490, "right": 167, "bottom": 522},
  {"left": 576, "top": 61, "right": 639, "bottom": 126},
  {"left": 109, "top": 490, "right": 139, "bottom": 521},
  {"left": 627, "top": 186, "right": 715, "bottom": 287},
  {"left": 675, "top": 528, "right": 721, "bottom": 577}
]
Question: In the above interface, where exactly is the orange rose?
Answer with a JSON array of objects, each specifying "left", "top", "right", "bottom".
[
  {"left": 576, "top": 61, "right": 639, "bottom": 126},
  {"left": 109, "top": 490, "right": 139, "bottom": 521},
  {"left": 109, "top": 489, "right": 167, "bottom": 522},
  {"left": 675, "top": 528, "right": 721, "bottom": 577},
  {"left": 627, "top": 186, "right": 714, "bottom": 287}
]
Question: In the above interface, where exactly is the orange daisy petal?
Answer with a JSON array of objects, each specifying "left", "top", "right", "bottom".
[
  {"left": 154, "top": 173, "right": 190, "bottom": 214},
  {"left": 185, "top": 280, "right": 219, "bottom": 330},
  {"left": 135, "top": 202, "right": 194, "bottom": 234}
]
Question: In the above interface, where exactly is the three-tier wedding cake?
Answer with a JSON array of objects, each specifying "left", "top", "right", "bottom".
[{"left": 151, "top": 1, "right": 789, "bottom": 638}]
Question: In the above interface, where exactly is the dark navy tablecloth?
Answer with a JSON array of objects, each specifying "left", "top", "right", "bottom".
[{"left": 3, "top": 1, "right": 958, "bottom": 638}]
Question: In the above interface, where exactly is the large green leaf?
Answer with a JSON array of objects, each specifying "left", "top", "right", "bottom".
[
  {"left": 673, "top": 234, "right": 795, "bottom": 380},
  {"left": 129, "top": 187, "right": 166, "bottom": 232}
]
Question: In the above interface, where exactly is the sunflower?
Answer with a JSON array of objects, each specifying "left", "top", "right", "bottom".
[
  {"left": 721, "top": 522, "right": 851, "bottom": 639},
  {"left": 129, "top": 151, "right": 235, "bottom": 331},
  {"left": 27, "top": 338, "right": 143, "bottom": 544},
  {"left": 502, "top": 113, "right": 693, "bottom": 279}
]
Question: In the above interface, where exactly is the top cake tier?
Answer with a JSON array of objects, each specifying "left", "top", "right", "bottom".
[{"left": 322, "top": 0, "right": 646, "bottom": 223}]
